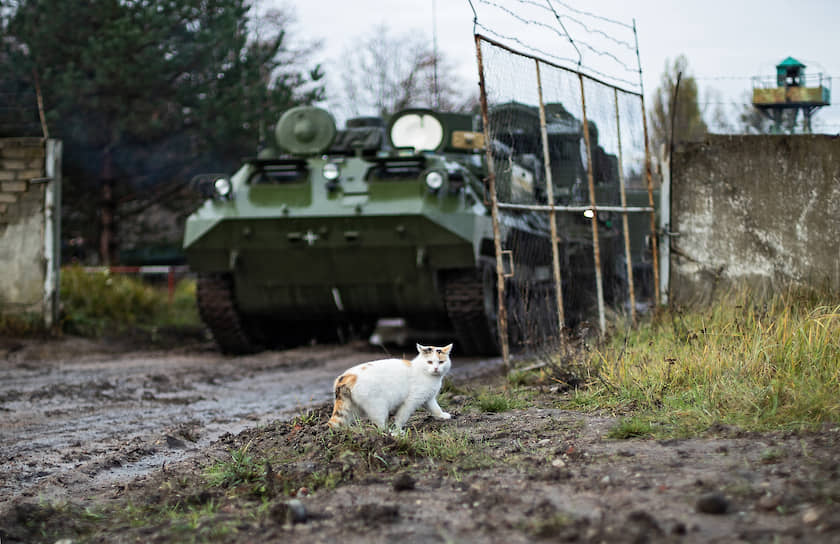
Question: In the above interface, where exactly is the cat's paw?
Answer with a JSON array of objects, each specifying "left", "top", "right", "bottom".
[{"left": 436, "top": 412, "right": 452, "bottom": 420}]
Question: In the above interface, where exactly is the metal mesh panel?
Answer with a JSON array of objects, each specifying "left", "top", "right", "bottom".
[
  {"left": 616, "top": 89, "right": 658, "bottom": 306},
  {"left": 476, "top": 36, "right": 657, "bottom": 362}
]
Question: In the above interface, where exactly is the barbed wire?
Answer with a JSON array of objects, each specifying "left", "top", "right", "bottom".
[
  {"left": 694, "top": 75, "right": 758, "bottom": 81},
  {"left": 474, "top": 22, "right": 641, "bottom": 90},
  {"left": 492, "top": 0, "right": 633, "bottom": 31},
  {"left": 474, "top": 21, "right": 579, "bottom": 68},
  {"left": 471, "top": 0, "right": 641, "bottom": 92},
  {"left": 545, "top": 0, "right": 634, "bottom": 30},
  {"left": 475, "top": 1, "right": 569, "bottom": 47},
  {"left": 544, "top": 0, "right": 636, "bottom": 50}
]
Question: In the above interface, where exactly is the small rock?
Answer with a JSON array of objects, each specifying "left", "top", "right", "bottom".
[
  {"left": 551, "top": 458, "right": 566, "bottom": 468},
  {"left": 671, "top": 521, "right": 687, "bottom": 535},
  {"left": 802, "top": 507, "right": 822, "bottom": 525},
  {"left": 357, "top": 503, "right": 399, "bottom": 524},
  {"left": 696, "top": 492, "right": 729, "bottom": 514},
  {"left": 165, "top": 435, "right": 186, "bottom": 449},
  {"left": 393, "top": 473, "right": 416, "bottom": 492},
  {"left": 287, "top": 499, "right": 307, "bottom": 524},
  {"left": 757, "top": 493, "right": 781, "bottom": 511},
  {"left": 626, "top": 510, "right": 663, "bottom": 539}
]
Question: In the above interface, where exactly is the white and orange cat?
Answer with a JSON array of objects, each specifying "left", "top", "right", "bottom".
[{"left": 328, "top": 343, "right": 453, "bottom": 432}]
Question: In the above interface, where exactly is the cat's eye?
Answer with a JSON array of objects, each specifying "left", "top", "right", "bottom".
[{"left": 427, "top": 360, "right": 433, "bottom": 364}]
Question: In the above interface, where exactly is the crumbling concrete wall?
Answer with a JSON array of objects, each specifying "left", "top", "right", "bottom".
[
  {"left": 0, "top": 138, "right": 61, "bottom": 326},
  {"left": 670, "top": 135, "right": 840, "bottom": 304}
]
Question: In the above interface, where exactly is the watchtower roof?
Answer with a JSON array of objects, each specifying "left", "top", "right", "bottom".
[{"left": 777, "top": 56, "right": 805, "bottom": 69}]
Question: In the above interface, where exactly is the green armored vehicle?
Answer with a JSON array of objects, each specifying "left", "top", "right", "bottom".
[{"left": 183, "top": 104, "right": 624, "bottom": 355}]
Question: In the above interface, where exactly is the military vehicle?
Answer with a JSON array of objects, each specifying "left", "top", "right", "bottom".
[{"left": 183, "top": 104, "right": 627, "bottom": 355}]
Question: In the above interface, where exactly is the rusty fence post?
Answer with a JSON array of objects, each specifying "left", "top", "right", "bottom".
[
  {"left": 633, "top": 19, "right": 661, "bottom": 307},
  {"left": 535, "top": 59, "right": 566, "bottom": 336},
  {"left": 578, "top": 74, "right": 607, "bottom": 334},
  {"left": 475, "top": 35, "right": 511, "bottom": 372},
  {"left": 614, "top": 88, "right": 637, "bottom": 323}
]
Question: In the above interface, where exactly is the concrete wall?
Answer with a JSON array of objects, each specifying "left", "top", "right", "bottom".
[
  {"left": 670, "top": 135, "right": 840, "bottom": 304},
  {"left": 0, "top": 138, "right": 61, "bottom": 326}
]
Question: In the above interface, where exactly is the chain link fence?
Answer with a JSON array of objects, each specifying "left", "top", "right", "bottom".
[{"left": 475, "top": 35, "right": 659, "bottom": 364}]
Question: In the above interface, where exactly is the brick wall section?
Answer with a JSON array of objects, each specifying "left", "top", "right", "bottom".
[
  {"left": 0, "top": 138, "right": 47, "bottom": 314},
  {"left": 0, "top": 138, "right": 45, "bottom": 217}
]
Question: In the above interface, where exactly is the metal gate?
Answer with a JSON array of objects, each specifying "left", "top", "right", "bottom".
[{"left": 473, "top": 28, "right": 659, "bottom": 367}]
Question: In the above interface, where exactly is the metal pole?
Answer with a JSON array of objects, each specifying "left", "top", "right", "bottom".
[
  {"left": 475, "top": 35, "right": 510, "bottom": 371},
  {"left": 614, "top": 88, "right": 636, "bottom": 323},
  {"left": 578, "top": 73, "right": 606, "bottom": 334},
  {"left": 497, "top": 202, "right": 653, "bottom": 213},
  {"left": 535, "top": 59, "right": 566, "bottom": 334},
  {"left": 633, "top": 19, "right": 661, "bottom": 307}
]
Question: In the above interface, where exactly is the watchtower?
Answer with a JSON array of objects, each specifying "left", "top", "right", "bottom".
[{"left": 752, "top": 57, "right": 831, "bottom": 133}]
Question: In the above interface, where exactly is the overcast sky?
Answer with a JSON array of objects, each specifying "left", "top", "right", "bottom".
[{"left": 284, "top": 0, "right": 839, "bottom": 132}]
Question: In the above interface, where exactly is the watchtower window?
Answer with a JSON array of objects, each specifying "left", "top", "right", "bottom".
[{"left": 785, "top": 68, "right": 801, "bottom": 87}]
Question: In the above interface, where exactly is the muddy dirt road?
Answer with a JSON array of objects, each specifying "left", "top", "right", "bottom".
[
  {"left": 0, "top": 337, "right": 498, "bottom": 511},
  {"left": 3, "top": 337, "right": 840, "bottom": 543}
]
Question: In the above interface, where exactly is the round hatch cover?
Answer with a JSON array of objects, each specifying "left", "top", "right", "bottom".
[{"left": 275, "top": 106, "right": 337, "bottom": 156}]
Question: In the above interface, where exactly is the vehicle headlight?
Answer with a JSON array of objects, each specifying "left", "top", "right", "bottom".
[
  {"left": 322, "top": 162, "right": 340, "bottom": 181},
  {"left": 425, "top": 170, "right": 444, "bottom": 191},
  {"left": 214, "top": 177, "right": 232, "bottom": 199}
]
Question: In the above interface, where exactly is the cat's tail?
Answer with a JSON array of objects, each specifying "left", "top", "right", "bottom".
[{"left": 327, "top": 373, "right": 357, "bottom": 428}]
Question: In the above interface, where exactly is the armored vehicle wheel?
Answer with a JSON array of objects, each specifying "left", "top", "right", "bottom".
[
  {"left": 196, "top": 273, "right": 260, "bottom": 355},
  {"left": 442, "top": 260, "right": 500, "bottom": 356}
]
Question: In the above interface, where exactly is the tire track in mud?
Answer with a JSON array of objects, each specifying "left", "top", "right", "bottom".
[{"left": 0, "top": 339, "right": 500, "bottom": 509}]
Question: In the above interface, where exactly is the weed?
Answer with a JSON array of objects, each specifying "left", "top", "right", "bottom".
[
  {"left": 59, "top": 266, "right": 200, "bottom": 337},
  {"left": 607, "top": 417, "right": 655, "bottom": 439},
  {"left": 0, "top": 312, "right": 46, "bottom": 336},
  {"left": 205, "top": 443, "right": 269, "bottom": 496},
  {"left": 572, "top": 286, "right": 840, "bottom": 436},
  {"left": 291, "top": 409, "right": 321, "bottom": 426},
  {"left": 440, "top": 377, "right": 467, "bottom": 395},
  {"left": 760, "top": 447, "right": 784, "bottom": 464},
  {"left": 473, "top": 390, "right": 530, "bottom": 413},
  {"left": 524, "top": 512, "right": 575, "bottom": 538}
]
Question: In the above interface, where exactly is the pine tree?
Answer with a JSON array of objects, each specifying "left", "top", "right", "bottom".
[{"left": 1, "top": 0, "right": 325, "bottom": 263}]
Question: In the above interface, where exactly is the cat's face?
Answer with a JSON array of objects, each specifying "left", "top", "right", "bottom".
[{"left": 416, "top": 343, "right": 453, "bottom": 377}]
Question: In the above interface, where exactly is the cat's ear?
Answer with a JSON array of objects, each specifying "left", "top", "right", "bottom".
[
  {"left": 442, "top": 343, "right": 453, "bottom": 355},
  {"left": 416, "top": 343, "right": 426, "bottom": 353}
]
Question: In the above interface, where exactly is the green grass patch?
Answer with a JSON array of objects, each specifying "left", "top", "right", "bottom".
[
  {"left": 473, "top": 390, "right": 530, "bottom": 413},
  {"left": 522, "top": 511, "right": 575, "bottom": 538},
  {"left": 607, "top": 417, "right": 656, "bottom": 439},
  {"left": 206, "top": 443, "right": 268, "bottom": 494},
  {"left": 59, "top": 266, "right": 200, "bottom": 337},
  {"left": 572, "top": 286, "right": 840, "bottom": 436},
  {"left": 0, "top": 312, "right": 47, "bottom": 336}
]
